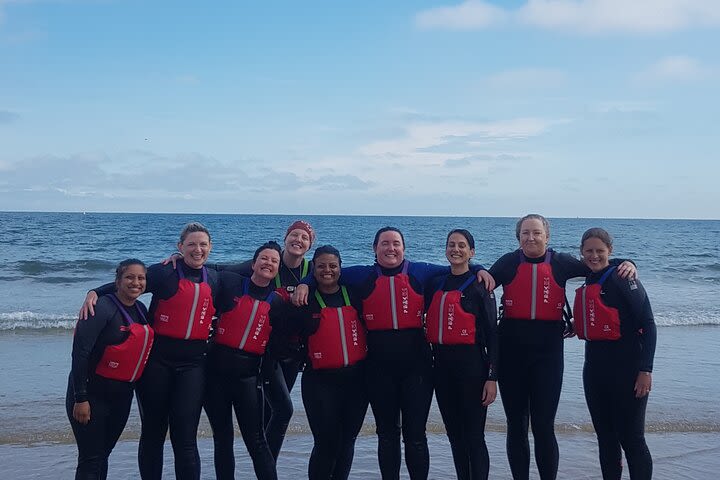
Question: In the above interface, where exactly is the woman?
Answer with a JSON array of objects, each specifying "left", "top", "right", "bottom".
[
  {"left": 80, "top": 222, "right": 219, "bottom": 480},
  {"left": 166, "top": 219, "right": 315, "bottom": 459},
  {"left": 294, "top": 245, "right": 369, "bottom": 480},
  {"left": 68, "top": 258, "right": 154, "bottom": 480},
  {"left": 294, "top": 227, "right": 493, "bottom": 480},
  {"left": 575, "top": 228, "right": 655, "bottom": 479},
  {"left": 425, "top": 230, "right": 498, "bottom": 480},
  {"left": 204, "top": 241, "right": 287, "bottom": 480},
  {"left": 488, "top": 214, "right": 635, "bottom": 480}
]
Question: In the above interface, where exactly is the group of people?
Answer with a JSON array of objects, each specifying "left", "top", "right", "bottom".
[{"left": 67, "top": 214, "right": 657, "bottom": 480}]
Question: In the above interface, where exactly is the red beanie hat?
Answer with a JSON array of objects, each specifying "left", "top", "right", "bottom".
[{"left": 285, "top": 220, "right": 316, "bottom": 245}]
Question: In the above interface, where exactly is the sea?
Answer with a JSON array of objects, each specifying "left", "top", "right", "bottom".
[{"left": 1, "top": 212, "right": 718, "bottom": 479}]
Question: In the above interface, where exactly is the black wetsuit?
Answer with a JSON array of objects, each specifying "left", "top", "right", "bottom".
[
  {"left": 425, "top": 271, "right": 498, "bottom": 480},
  {"left": 581, "top": 267, "right": 656, "bottom": 480},
  {"left": 93, "top": 260, "right": 219, "bottom": 480},
  {"left": 210, "top": 256, "right": 311, "bottom": 459},
  {"left": 66, "top": 294, "right": 149, "bottom": 480},
  {"left": 490, "top": 249, "right": 592, "bottom": 480},
  {"left": 204, "top": 272, "right": 286, "bottom": 480},
  {"left": 331, "top": 261, "right": 473, "bottom": 480},
  {"left": 292, "top": 287, "right": 369, "bottom": 480}
]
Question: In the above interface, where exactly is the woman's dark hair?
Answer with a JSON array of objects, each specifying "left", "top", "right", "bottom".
[
  {"left": 115, "top": 258, "right": 146, "bottom": 283},
  {"left": 581, "top": 228, "right": 613, "bottom": 250},
  {"left": 446, "top": 229, "right": 475, "bottom": 249},
  {"left": 253, "top": 241, "right": 282, "bottom": 262},
  {"left": 179, "top": 222, "right": 211, "bottom": 243},
  {"left": 312, "top": 245, "right": 342, "bottom": 265},
  {"left": 373, "top": 226, "right": 405, "bottom": 248},
  {"left": 515, "top": 214, "right": 550, "bottom": 241}
]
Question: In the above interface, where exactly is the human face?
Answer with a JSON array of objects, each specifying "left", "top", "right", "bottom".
[
  {"left": 446, "top": 233, "right": 475, "bottom": 270},
  {"left": 177, "top": 231, "right": 212, "bottom": 269},
  {"left": 314, "top": 253, "right": 341, "bottom": 292},
  {"left": 116, "top": 264, "right": 146, "bottom": 305},
  {"left": 374, "top": 231, "right": 405, "bottom": 268},
  {"left": 252, "top": 248, "right": 281, "bottom": 281},
  {"left": 284, "top": 229, "right": 312, "bottom": 258},
  {"left": 581, "top": 237, "right": 612, "bottom": 273},
  {"left": 518, "top": 218, "right": 549, "bottom": 258}
]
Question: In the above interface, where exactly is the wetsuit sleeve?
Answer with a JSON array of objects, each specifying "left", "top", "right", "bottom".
[
  {"left": 334, "top": 265, "right": 375, "bottom": 288},
  {"left": 92, "top": 281, "right": 116, "bottom": 296},
  {"left": 70, "top": 298, "right": 114, "bottom": 403},
  {"left": 478, "top": 287, "right": 499, "bottom": 381},
  {"left": 614, "top": 274, "right": 657, "bottom": 372},
  {"left": 207, "top": 259, "right": 253, "bottom": 275},
  {"left": 488, "top": 252, "right": 519, "bottom": 287}
]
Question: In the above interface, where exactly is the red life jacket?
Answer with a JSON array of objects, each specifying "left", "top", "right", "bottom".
[
  {"left": 95, "top": 295, "right": 154, "bottom": 382},
  {"left": 426, "top": 276, "right": 477, "bottom": 345},
  {"left": 502, "top": 250, "right": 565, "bottom": 321},
  {"left": 214, "top": 279, "right": 275, "bottom": 355},
  {"left": 362, "top": 262, "right": 425, "bottom": 331},
  {"left": 153, "top": 266, "right": 215, "bottom": 340},
  {"left": 307, "top": 286, "right": 368, "bottom": 369},
  {"left": 574, "top": 267, "right": 621, "bottom": 341}
]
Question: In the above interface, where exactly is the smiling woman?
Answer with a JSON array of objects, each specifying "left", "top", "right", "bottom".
[
  {"left": 205, "top": 241, "right": 286, "bottom": 480},
  {"left": 78, "top": 222, "right": 221, "bottom": 480},
  {"left": 67, "top": 258, "right": 153, "bottom": 479}
]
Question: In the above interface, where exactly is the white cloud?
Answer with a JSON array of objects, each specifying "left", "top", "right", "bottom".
[
  {"left": 636, "top": 55, "right": 715, "bottom": 83},
  {"left": 416, "top": 0, "right": 720, "bottom": 34},
  {"left": 482, "top": 68, "right": 567, "bottom": 89},
  {"left": 415, "top": 1, "right": 508, "bottom": 30}
]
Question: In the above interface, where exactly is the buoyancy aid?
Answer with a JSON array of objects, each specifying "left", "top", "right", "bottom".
[
  {"left": 574, "top": 267, "right": 622, "bottom": 341},
  {"left": 214, "top": 279, "right": 275, "bottom": 355},
  {"left": 95, "top": 294, "right": 154, "bottom": 382},
  {"left": 502, "top": 251, "right": 565, "bottom": 321},
  {"left": 307, "top": 286, "right": 368, "bottom": 369},
  {"left": 362, "top": 262, "right": 425, "bottom": 331},
  {"left": 153, "top": 265, "right": 215, "bottom": 340},
  {"left": 426, "top": 276, "right": 477, "bottom": 345}
]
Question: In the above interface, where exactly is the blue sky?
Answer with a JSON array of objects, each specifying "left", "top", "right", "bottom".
[{"left": 1, "top": 0, "right": 718, "bottom": 219}]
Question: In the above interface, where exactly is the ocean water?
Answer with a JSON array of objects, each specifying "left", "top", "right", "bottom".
[{"left": 1, "top": 212, "right": 719, "bottom": 479}]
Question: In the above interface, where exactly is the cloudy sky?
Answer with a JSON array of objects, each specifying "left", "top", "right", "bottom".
[{"left": 1, "top": 0, "right": 718, "bottom": 219}]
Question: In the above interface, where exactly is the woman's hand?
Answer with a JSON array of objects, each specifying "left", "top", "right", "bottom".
[
  {"left": 634, "top": 371, "right": 652, "bottom": 398},
  {"left": 161, "top": 252, "right": 182, "bottom": 268},
  {"left": 482, "top": 380, "right": 497, "bottom": 407},
  {"left": 292, "top": 284, "right": 310, "bottom": 306},
  {"left": 73, "top": 401, "right": 91, "bottom": 425},
  {"left": 78, "top": 291, "right": 98, "bottom": 320},
  {"left": 617, "top": 261, "right": 637, "bottom": 280},
  {"left": 563, "top": 319, "right": 576, "bottom": 339},
  {"left": 476, "top": 270, "right": 496, "bottom": 291}
]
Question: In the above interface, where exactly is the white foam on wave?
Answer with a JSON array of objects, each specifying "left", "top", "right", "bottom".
[
  {"left": 654, "top": 311, "right": 720, "bottom": 327},
  {"left": 0, "top": 311, "right": 75, "bottom": 330}
]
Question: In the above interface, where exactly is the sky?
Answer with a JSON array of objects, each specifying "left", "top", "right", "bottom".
[{"left": 0, "top": 0, "right": 718, "bottom": 219}]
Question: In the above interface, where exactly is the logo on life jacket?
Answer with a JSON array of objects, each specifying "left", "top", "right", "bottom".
[
  {"left": 252, "top": 313, "right": 268, "bottom": 342},
  {"left": 159, "top": 314, "right": 169, "bottom": 322},
  {"left": 199, "top": 298, "right": 210, "bottom": 324},
  {"left": 543, "top": 276, "right": 551, "bottom": 303},
  {"left": 447, "top": 303, "right": 455, "bottom": 331},
  {"left": 107, "top": 361, "right": 119, "bottom": 369},
  {"left": 401, "top": 287, "right": 409, "bottom": 314}
]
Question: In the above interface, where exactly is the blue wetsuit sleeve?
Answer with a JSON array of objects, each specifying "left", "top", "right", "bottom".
[{"left": 335, "top": 265, "right": 375, "bottom": 288}]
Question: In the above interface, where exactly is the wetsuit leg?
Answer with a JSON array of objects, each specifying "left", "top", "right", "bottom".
[
  {"left": 167, "top": 360, "right": 205, "bottom": 480},
  {"left": 528, "top": 339, "right": 562, "bottom": 480},
  {"left": 280, "top": 356, "right": 301, "bottom": 392},
  {"left": 263, "top": 358, "right": 294, "bottom": 459},
  {"left": 584, "top": 359, "right": 622, "bottom": 480},
  {"left": 66, "top": 380, "right": 132, "bottom": 480},
  {"left": 498, "top": 336, "right": 531, "bottom": 480},
  {"left": 398, "top": 357, "right": 433, "bottom": 480},
  {"left": 136, "top": 357, "right": 172, "bottom": 480},
  {"left": 366, "top": 357, "right": 402, "bottom": 480},
  {"left": 435, "top": 355, "right": 490, "bottom": 480},
  {"left": 618, "top": 391, "right": 651, "bottom": 480},
  {"left": 332, "top": 366, "right": 369, "bottom": 480},
  {"left": 233, "top": 374, "right": 278, "bottom": 480},
  {"left": 204, "top": 369, "right": 236, "bottom": 480},
  {"left": 303, "top": 368, "right": 344, "bottom": 479}
]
